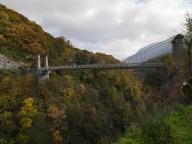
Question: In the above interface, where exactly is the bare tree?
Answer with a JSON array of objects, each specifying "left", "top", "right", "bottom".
[{"left": 185, "top": 13, "right": 192, "bottom": 76}]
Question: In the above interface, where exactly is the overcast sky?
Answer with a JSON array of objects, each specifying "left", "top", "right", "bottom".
[{"left": 0, "top": 0, "right": 190, "bottom": 59}]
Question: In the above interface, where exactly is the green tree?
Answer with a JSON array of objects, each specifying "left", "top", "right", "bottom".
[{"left": 0, "top": 138, "right": 7, "bottom": 144}]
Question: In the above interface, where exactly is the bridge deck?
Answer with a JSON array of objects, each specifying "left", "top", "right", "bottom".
[{"left": 39, "top": 63, "right": 162, "bottom": 71}]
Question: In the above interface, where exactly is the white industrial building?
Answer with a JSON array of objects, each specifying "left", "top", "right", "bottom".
[{"left": 124, "top": 34, "right": 184, "bottom": 63}]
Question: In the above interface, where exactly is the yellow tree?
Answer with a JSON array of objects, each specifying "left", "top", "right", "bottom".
[
  {"left": 47, "top": 106, "right": 64, "bottom": 144},
  {"left": 17, "top": 98, "right": 38, "bottom": 143}
]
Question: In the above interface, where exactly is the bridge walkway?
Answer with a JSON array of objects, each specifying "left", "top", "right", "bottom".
[{"left": 39, "top": 63, "right": 162, "bottom": 71}]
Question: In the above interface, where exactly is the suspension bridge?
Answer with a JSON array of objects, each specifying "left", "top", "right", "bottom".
[
  {"left": 35, "top": 54, "right": 162, "bottom": 80},
  {"left": 34, "top": 34, "right": 185, "bottom": 81},
  {"left": 35, "top": 34, "right": 185, "bottom": 80}
]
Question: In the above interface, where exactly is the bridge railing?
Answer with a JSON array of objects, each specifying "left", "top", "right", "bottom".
[{"left": 39, "top": 63, "right": 163, "bottom": 71}]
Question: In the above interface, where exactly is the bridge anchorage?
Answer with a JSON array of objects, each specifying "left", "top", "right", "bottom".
[{"left": 35, "top": 54, "right": 162, "bottom": 81}]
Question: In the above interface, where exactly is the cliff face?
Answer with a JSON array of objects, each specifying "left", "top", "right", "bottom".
[{"left": 0, "top": 53, "right": 23, "bottom": 68}]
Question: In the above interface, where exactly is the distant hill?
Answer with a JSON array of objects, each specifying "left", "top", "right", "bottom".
[{"left": 0, "top": 4, "right": 117, "bottom": 66}]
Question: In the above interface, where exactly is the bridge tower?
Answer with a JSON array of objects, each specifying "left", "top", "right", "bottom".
[
  {"left": 43, "top": 55, "right": 50, "bottom": 80},
  {"left": 172, "top": 34, "right": 184, "bottom": 57},
  {"left": 35, "top": 54, "right": 41, "bottom": 80},
  {"left": 36, "top": 54, "right": 41, "bottom": 69},
  {"left": 35, "top": 54, "right": 50, "bottom": 81}
]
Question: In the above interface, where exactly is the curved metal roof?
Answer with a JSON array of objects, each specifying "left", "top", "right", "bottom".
[{"left": 124, "top": 35, "right": 177, "bottom": 63}]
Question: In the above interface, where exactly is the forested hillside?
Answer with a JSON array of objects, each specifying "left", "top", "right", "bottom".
[{"left": 0, "top": 4, "right": 144, "bottom": 144}]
